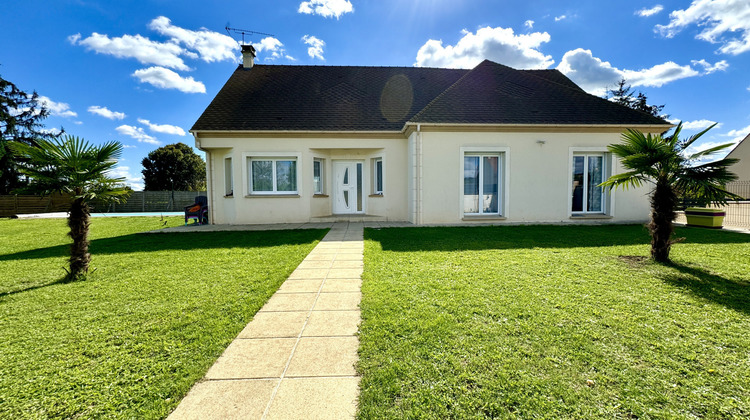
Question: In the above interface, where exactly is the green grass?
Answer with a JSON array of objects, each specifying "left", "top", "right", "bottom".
[
  {"left": 0, "top": 217, "right": 326, "bottom": 418},
  {"left": 358, "top": 225, "right": 750, "bottom": 419}
]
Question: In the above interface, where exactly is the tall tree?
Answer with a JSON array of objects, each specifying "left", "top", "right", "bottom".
[
  {"left": 601, "top": 123, "right": 739, "bottom": 263},
  {"left": 141, "top": 143, "right": 206, "bottom": 191},
  {"left": 606, "top": 79, "right": 666, "bottom": 118},
  {"left": 11, "top": 135, "right": 130, "bottom": 279},
  {"left": 1, "top": 72, "right": 60, "bottom": 194}
]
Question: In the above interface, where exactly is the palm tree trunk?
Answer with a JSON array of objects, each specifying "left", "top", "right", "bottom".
[
  {"left": 68, "top": 197, "right": 91, "bottom": 279},
  {"left": 649, "top": 180, "right": 677, "bottom": 263}
]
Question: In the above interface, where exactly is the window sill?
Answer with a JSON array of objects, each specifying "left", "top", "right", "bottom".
[
  {"left": 462, "top": 215, "right": 507, "bottom": 221},
  {"left": 313, "top": 194, "right": 329, "bottom": 198},
  {"left": 570, "top": 214, "right": 612, "bottom": 219},
  {"left": 369, "top": 194, "right": 384, "bottom": 198},
  {"left": 224, "top": 194, "right": 234, "bottom": 198},
  {"left": 245, "top": 194, "right": 300, "bottom": 198}
]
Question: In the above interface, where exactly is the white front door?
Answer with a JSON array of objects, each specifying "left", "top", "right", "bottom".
[{"left": 333, "top": 161, "right": 363, "bottom": 214}]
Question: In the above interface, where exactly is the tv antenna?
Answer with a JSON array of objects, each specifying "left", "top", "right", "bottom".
[{"left": 225, "top": 26, "right": 275, "bottom": 45}]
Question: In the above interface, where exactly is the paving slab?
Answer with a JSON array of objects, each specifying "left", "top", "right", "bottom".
[
  {"left": 205, "top": 338, "right": 297, "bottom": 379},
  {"left": 238, "top": 312, "right": 309, "bottom": 338},
  {"left": 168, "top": 379, "right": 278, "bottom": 420},
  {"left": 265, "top": 377, "right": 359, "bottom": 420},
  {"left": 285, "top": 336, "right": 359, "bottom": 377},
  {"left": 314, "top": 292, "right": 361, "bottom": 311},
  {"left": 303, "top": 311, "right": 360, "bottom": 337}
]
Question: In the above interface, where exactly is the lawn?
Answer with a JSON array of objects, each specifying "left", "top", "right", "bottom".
[
  {"left": 0, "top": 217, "right": 326, "bottom": 418},
  {"left": 358, "top": 225, "right": 750, "bottom": 419}
]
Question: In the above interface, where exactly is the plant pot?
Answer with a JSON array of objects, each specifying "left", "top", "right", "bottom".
[{"left": 684, "top": 207, "right": 725, "bottom": 229}]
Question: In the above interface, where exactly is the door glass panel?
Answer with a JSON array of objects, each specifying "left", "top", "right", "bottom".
[
  {"left": 356, "top": 163, "right": 363, "bottom": 212},
  {"left": 343, "top": 190, "right": 349, "bottom": 208},
  {"left": 252, "top": 160, "right": 273, "bottom": 192},
  {"left": 464, "top": 156, "right": 480, "bottom": 213},
  {"left": 483, "top": 156, "right": 499, "bottom": 213},
  {"left": 587, "top": 156, "right": 603, "bottom": 212},
  {"left": 276, "top": 160, "right": 296, "bottom": 192},
  {"left": 571, "top": 156, "right": 584, "bottom": 212},
  {"left": 343, "top": 168, "right": 349, "bottom": 185}
]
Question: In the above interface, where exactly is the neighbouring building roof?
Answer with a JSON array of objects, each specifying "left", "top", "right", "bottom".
[{"left": 192, "top": 59, "right": 667, "bottom": 132}]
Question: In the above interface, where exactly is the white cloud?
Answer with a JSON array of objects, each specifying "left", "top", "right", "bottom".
[
  {"left": 554, "top": 15, "right": 567, "bottom": 22},
  {"left": 524, "top": 20, "right": 534, "bottom": 29},
  {"left": 691, "top": 59, "right": 729, "bottom": 73},
  {"left": 70, "top": 31, "right": 189, "bottom": 71},
  {"left": 725, "top": 124, "right": 750, "bottom": 139},
  {"left": 637, "top": 5, "right": 664, "bottom": 17},
  {"left": 148, "top": 16, "right": 238, "bottom": 63},
  {"left": 122, "top": 144, "right": 137, "bottom": 148},
  {"left": 109, "top": 163, "right": 144, "bottom": 191},
  {"left": 132, "top": 66, "right": 206, "bottom": 93},
  {"left": 255, "top": 37, "right": 295, "bottom": 61},
  {"left": 302, "top": 35, "right": 326, "bottom": 60},
  {"left": 621, "top": 61, "right": 699, "bottom": 87},
  {"left": 667, "top": 119, "right": 721, "bottom": 130},
  {"left": 557, "top": 48, "right": 699, "bottom": 95},
  {"left": 137, "top": 118, "right": 186, "bottom": 136},
  {"left": 37, "top": 96, "right": 77, "bottom": 118},
  {"left": 656, "top": 0, "right": 750, "bottom": 55},
  {"left": 88, "top": 105, "right": 126, "bottom": 120},
  {"left": 116, "top": 124, "right": 160, "bottom": 145},
  {"left": 39, "top": 127, "right": 62, "bottom": 136},
  {"left": 414, "top": 26, "right": 553, "bottom": 69},
  {"left": 298, "top": 0, "right": 353, "bottom": 19}
]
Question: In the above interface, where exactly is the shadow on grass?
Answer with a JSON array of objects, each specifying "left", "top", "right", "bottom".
[
  {"left": 368, "top": 224, "right": 750, "bottom": 252},
  {"left": 662, "top": 262, "right": 750, "bottom": 316},
  {"left": 0, "top": 229, "right": 328, "bottom": 262},
  {"left": 0, "top": 275, "right": 75, "bottom": 298}
]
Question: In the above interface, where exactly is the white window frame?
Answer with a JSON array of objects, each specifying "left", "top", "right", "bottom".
[
  {"left": 459, "top": 147, "right": 510, "bottom": 218},
  {"left": 243, "top": 152, "right": 301, "bottom": 196},
  {"left": 313, "top": 158, "right": 324, "bottom": 195},
  {"left": 372, "top": 157, "right": 384, "bottom": 195},
  {"left": 223, "top": 155, "right": 233, "bottom": 197},
  {"left": 568, "top": 147, "right": 613, "bottom": 216}
]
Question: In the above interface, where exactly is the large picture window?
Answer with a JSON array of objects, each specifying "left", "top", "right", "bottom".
[
  {"left": 464, "top": 154, "right": 500, "bottom": 215},
  {"left": 248, "top": 158, "right": 297, "bottom": 194},
  {"left": 571, "top": 154, "right": 606, "bottom": 213}
]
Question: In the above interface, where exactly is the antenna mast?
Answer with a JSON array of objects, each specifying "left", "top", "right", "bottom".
[{"left": 225, "top": 26, "right": 275, "bottom": 45}]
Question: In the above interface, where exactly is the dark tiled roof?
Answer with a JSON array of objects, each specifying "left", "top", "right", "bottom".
[
  {"left": 192, "top": 65, "right": 467, "bottom": 131},
  {"left": 192, "top": 60, "right": 667, "bottom": 132},
  {"left": 411, "top": 60, "right": 667, "bottom": 125}
]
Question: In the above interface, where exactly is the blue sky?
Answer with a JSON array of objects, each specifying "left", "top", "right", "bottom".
[{"left": 2, "top": 0, "right": 749, "bottom": 190}]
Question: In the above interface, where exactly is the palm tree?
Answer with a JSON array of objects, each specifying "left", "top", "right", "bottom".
[
  {"left": 11, "top": 135, "right": 131, "bottom": 279},
  {"left": 601, "top": 122, "right": 739, "bottom": 263}
]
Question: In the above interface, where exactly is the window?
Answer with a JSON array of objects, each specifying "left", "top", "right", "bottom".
[
  {"left": 464, "top": 154, "right": 501, "bottom": 215},
  {"left": 313, "top": 158, "right": 324, "bottom": 194},
  {"left": 248, "top": 158, "right": 297, "bottom": 194},
  {"left": 373, "top": 158, "right": 383, "bottom": 194},
  {"left": 571, "top": 154, "right": 606, "bottom": 213},
  {"left": 224, "top": 157, "right": 233, "bottom": 196}
]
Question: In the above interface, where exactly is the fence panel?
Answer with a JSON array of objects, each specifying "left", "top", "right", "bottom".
[{"left": 1, "top": 191, "right": 206, "bottom": 217}]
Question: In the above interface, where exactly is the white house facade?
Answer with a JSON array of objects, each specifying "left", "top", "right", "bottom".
[{"left": 192, "top": 46, "right": 670, "bottom": 225}]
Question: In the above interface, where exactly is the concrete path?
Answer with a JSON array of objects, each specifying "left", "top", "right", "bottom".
[{"left": 168, "top": 222, "right": 364, "bottom": 419}]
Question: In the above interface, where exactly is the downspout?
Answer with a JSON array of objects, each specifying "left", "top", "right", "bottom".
[{"left": 417, "top": 124, "right": 423, "bottom": 225}]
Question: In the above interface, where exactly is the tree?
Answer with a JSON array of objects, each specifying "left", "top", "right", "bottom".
[
  {"left": 601, "top": 123, "right": 739, "bottom": 263},
  {"left": 1, "top": 72, "right": 60, "bottom": 194},
  {"left": 606, "top": 79, "right": 666, "bottom": 118},
  {"left": 141, "top": 143, "right": 206, "bottom": 191},
  {"left": 10, "top": 135, "right": 131, "bottom": 280}
]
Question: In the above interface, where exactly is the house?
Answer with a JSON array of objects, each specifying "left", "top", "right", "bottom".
[
  {"left": 727, "top": 133, "right": 750, "bottom": 181},
  {"left": 190, "top": 45, "right": 670, "bottom": 225}
]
